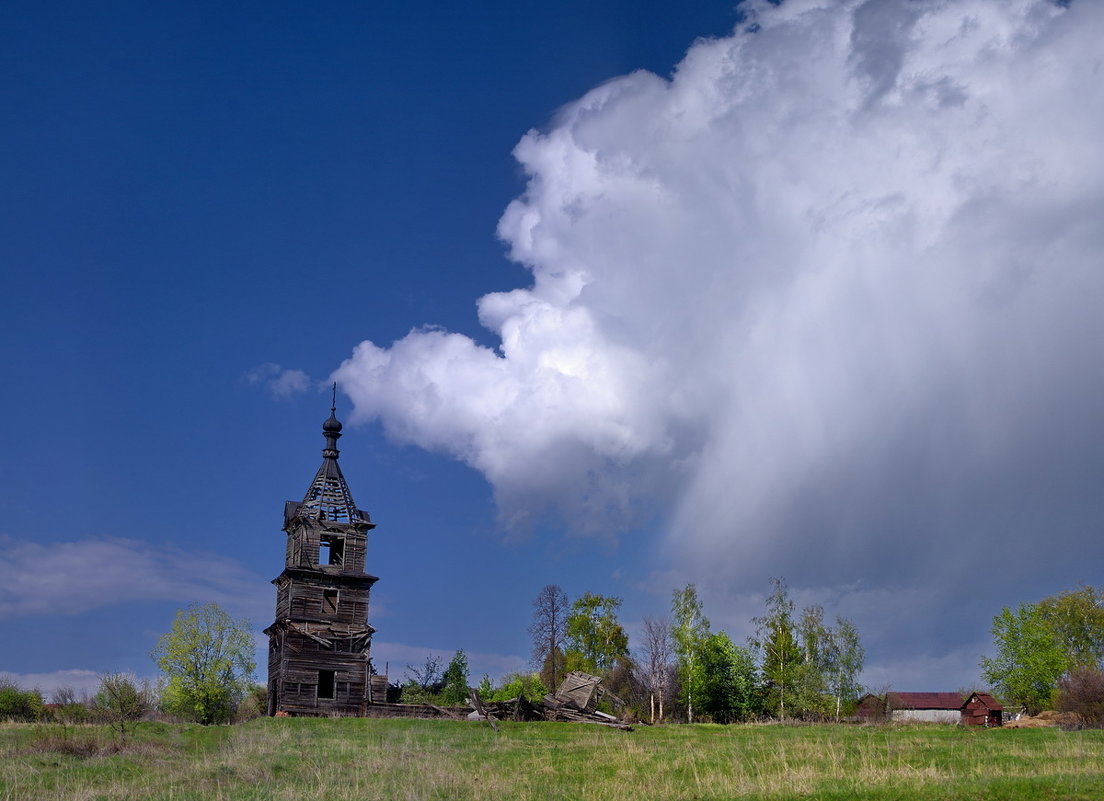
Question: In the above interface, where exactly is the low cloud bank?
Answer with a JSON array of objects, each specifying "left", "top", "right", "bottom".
[{"left": 0, "top": 536, "right": 269, "bottom": 621}]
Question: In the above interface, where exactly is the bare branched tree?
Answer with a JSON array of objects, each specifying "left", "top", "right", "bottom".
[
  {"left": 529, "top": 584, "right": 569, "bottom": 691},
  {"left": 52, "top": 686, "right": 78, "bottom": 706},
  {"left": 405, "top": 655, "right": 443, "bottom": 690},
  {"left": 641, "top": 616, "right": 673, "bottom": 723}
]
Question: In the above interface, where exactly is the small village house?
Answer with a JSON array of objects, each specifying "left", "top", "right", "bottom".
[{"left": 960, "top": 692, "right": 1003, "bottom": 727}]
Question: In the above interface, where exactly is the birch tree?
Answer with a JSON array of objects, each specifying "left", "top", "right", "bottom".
[
  {"left": 672, "top": 584, "right": 710, "bottom": 723},
  {"left": 641, "top": 616, "right": 673, "bottom": 723},
  {"left": 752, "top": 578, "right": 800, "bottom": 719},
  {"left": 564, "top": 593, "right": 629, "bottom": 674},
  {"left": 826, "top": 616, "right": 864, "bottom": 721}
]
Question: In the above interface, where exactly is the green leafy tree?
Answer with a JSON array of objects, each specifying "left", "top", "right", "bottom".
[
  {"left": 792, "top": 604, "right": 831, "bottom": 719},
  {"left": 1037, "top": 586, "right": 1104, "bottom": 669},
  {"left": 672, "top": 584, "right": 710, "bottom": 723},
  {"left": 981, "top": 586, "right": 1104, "bottom": 716},
  {"left": 698, "top": 632, "right": 759, "bottom": 723},
  {"left": 980, "top": 602, "right": 1068, "bottom": 715},
  {"left": 151, "top": 602, "right": 256, "bottom": 724},
  {"left": 440, "top": 650, "right": 470, "bottom": 705},
  {"left": 476, "top": 674, "right": 495, "bottom": 698},
  {"left": 752, "top": 577, "right": 801, "bottom": 719},
  {"left": 95, "top": 673, "right": 148, "bottom": 741},
  {"left": 564, "top": 593, "right": 629, "bottom": 675},
  {"left": 826, "top": 616, "right": 864, "bottom": 721}
]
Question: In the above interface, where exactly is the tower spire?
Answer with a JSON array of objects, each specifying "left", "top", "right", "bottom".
[
  {"left": 322, "top": 382, "right": 342, "bottom": 461},
  {"left": 297, "top": 387, "right": 366, "bottom": 523}
]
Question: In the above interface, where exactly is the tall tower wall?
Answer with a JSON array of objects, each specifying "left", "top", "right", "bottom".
[{"left": 263, "top": 402, "right": 379, "bottom": 716}]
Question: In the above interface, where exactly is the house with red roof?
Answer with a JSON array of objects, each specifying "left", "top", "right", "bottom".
[
  {"left": 886, "top": 692, "right": 964, "bottom": 724},
  {"left": 856, "top": 692, "right": 1005, "bottom": 726},
  {"left": 961, "top": 692, "right": 1003, "bottom": 727}
]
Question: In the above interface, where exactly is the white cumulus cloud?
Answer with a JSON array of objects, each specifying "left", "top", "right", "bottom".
[{"left": 335, "top": 0, "right": 1104, "bottom": 655}]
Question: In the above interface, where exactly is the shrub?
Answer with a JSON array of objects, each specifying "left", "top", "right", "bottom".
[
  {"left": 50, "top": 702, "right": 93, "bottom": 723},
  {"left": 95, "top": 673, "right": 149, "bottom": 741},
  {"left": 439, "top": 650, "right": 470, "bottom": 706},
  {"left": 486, "top": 673, "right": 547, "bottom": 703},
  {"left": 1056, "top": 666, "right": 1104, "bottom": 728},
  {"left": 234, "top": 684, "right": 269, "bottom": 722},
  {"left": 0, "top": 679, "right": 44, "bottom": 721},
  {"left": 398, "top": 679, "right": 434, "bottom": 705}
]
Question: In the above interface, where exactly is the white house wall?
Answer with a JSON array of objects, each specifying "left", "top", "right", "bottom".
[{"left": 891, "top": 709, "right": 960, "bottom": 724}]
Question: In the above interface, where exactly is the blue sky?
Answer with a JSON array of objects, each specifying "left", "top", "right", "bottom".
[{"left": 3, "top": 0, "right": 1103, "bottom": 697}]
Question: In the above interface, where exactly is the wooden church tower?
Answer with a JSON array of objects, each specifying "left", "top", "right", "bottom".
[{"left": 264, "top": 398, "right": 380, "bottom": 716}]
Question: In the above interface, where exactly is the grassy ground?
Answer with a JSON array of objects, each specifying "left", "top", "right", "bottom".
[{"left": 2, "top": 718, "right": 1104, "bottom": 801}]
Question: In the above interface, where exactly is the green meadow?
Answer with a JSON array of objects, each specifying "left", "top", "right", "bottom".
[{"left": 3, "top": 718, "right": 1104, "bottom": 801}]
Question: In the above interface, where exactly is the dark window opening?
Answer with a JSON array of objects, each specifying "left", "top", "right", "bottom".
[
  {"left": 319, "top": 535, "right": 345, "bottom": 566},
  {"left": 323, "top": 590, "right": 338, "bottom": 614},
  {"left": 318, "top": 670, "right": 336, "bottom": 700}
]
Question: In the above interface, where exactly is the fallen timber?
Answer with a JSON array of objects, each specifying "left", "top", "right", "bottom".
[
  {"left": 469, "top": 671, "right": 634, "bottom": 731},
  {"left": 338, "top": 671, "right": 633, "bottom": 730}
]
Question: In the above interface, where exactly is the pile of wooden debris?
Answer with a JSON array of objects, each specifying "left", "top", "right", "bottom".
[{"left": 469, "top": 671, "right": 633, "bottom": 731}]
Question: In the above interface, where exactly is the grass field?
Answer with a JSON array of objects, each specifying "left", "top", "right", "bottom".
[{"left": 3, "top": 718, "right": 1104, "bottom": 801}]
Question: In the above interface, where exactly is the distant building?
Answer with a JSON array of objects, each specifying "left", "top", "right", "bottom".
[
  {"left": 861, "top": 691, "right": 1005, "bottom": 726},
  {"left": 886, "top": 692, "right": 964, "bottom": 724},
  {"left": 263, "top": 402, "right": 381, "bottom": 716},
  {"left": 961, "top": 692, "right": 1003, "bottom": 727},
  {"left": 855, "top": 693, "right": 888, "bottom": 721}
]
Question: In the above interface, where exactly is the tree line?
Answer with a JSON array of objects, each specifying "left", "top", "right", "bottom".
[
  {"left": 525, "top": 577, "right": 865, "bottom": 724},
  {"left": 11, "top": 582, "right": 1103, "bottom": 730}
]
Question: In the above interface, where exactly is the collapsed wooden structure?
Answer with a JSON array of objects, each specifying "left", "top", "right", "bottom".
[{"left": 470, "top": 671, "right": 634, "bottom": 731}]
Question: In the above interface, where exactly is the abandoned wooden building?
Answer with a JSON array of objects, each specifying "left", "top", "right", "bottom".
[
  {"left": 961, "top": 691, "right": 1003, "bottom": 727},
  {"left": 264, "top": 402, "right": 385, "bottom": 716}
]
